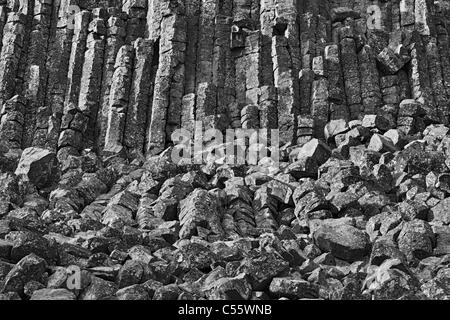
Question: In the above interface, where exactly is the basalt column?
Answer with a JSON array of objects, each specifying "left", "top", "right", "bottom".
[
  {"left": 213, "top": 1, "right": 234, "bottom": 127},
  {"left": 358, "top": 44, "right": 382, "bottom": 116},
  {"left": 0, "top": 13, "right": 27, "bottom": 105},
  {"left": 272, "top": 0, "right": 301, "bottom": 145},
  {"left": 97, "top": 10, "right": 126, "bottom": 152},
  {"left": 65, "top": 9, "right": 91, "bottom": 109},
  {"left": 104, "top": 45, "right": 134, "bottom": 155},
  {"left": 179, "top": 0, "right": 200, "bottom": 135},
  {"left": 123, "top": 38, "right": 154, "bottom": 157},
  {"left": 146, "top": 0, "right": 186, "bottom": 156},
  {"left": 43, "top": 0, "right": 80, "bottom": 151},
  {"left": 259, "top": 0, "right": 277, "bottom": 130},
  {"left": 0, "top": 5, "right": 6, "bottom": 46},
  {"left": 325, "top": 44, "right": 347, "bottom": 120},
  {"left": 123, "top": 0, "right": 147, "bottom": 43},
  {"left": 339, "top": 20, "right": 362, "bottom": 120},
  {"left": 24, "top": 0, "right": 54, "bottom": 148},
  {"left": 58, "top": 12, "right": 106, "bottom": 159},
  {"left": 195, "top": 0, "right": 217, "bottom": 130},
  {"left": 0, "top": 95, "right": 26, "bottom": 149}
]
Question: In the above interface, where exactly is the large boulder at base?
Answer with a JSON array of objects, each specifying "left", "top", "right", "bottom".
[
  {"left": 30, "top": 289, "right": 76, "bottom": 300},
  {"left": 14, "top": 148, "right": 57, "bottom": 188},
  {"left": 313, "top": 223, "right": 371, "bottom": 262}
]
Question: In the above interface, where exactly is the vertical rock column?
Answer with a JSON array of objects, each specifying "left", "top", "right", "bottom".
[
  {"left": 24, "top": 0, "right": 54, "bottom": 148},
  {"left": 43, "top": 0, "right": 80, "bottom": 151},
  {"left": 358, "top": 44, "right": 382, "bottom": 116},
  {"left": 104, "top": 45, "right": 134, "bottom": 155},
  {"left": 436, "top": 4, "right": 450, "bottom": 124},
  {"left": 325, "top": 44, "right": 347, "bottom": 120},
  {"left": 0, "top": 95, "right": 26, "bottom": 149},
  {"left": 392, "top": 0, "right": 401, "bottom": 31},
  {"left": 146, "top": 0, "right": 161, "bottom": 40},
  {"left": 339, "top": 20, "right": 362, "bottom": 120},
  {"left": 232, "top": 25, "right": 247, "bottom": 128},
  {"left": 123, "top": 0, "right": 147, "bottom": 43},
  {"left": 300, "top": 12, "right": 316, "bottom": 70},
  {"left": 195, "top": 0, "right": 217, "bottom": 129},
  {"left": 146, "top": 0, "right": 186, "bottom": 156},
  {"left": 58, "top": 11, "right": 106, "bottom": 158},
  {"left": 259, "top": 85, "right": 277, "bottom": 130},
  {"left": 14, "top": 1, "right": 33, "bottom": 105},
  {"left": 426, "top": 39, "right": 448, "bottom": 124},
  {"left": 244, "top": 31, "right": 261, "bottom": 108},
  {"left": 79, "top": 11, "right": 107, "bottom": 150},
  {"left": 0, "top": 5, "right": 6, "bottom": 52},
  {"left": 259, "top": 0, "right": 277, "bottom": 131},
  {"left": 380, "top": 75, "right": 400, "bottom": 125},
  {"left": 272, "top": 0, "right": 301, "bottom": 145},
  {"left": 65, "top": 9, "right": 90, "bottom": 108},
  {"left": 0, "top": 13, "right": 27, "bottom": 105},
  {"left": 183, "top": 0, "right": 200, "bottom": 95},
  {"left": 311, "top": 56, "right": 329, "bottom": 139},
  {"left": 415, "top": 0, "right": 433, "bottom": 36},
  {"left": 123, "top": 38, "right": 154, "bottom": 157},
  {"left": 214, "top": 7, "right": 234, "bottom": 124},
  {"left": 180, "top": 0, "right": 200, "bottom": 135},
  {"left": 259, "top": 0, "right": 275, "bottom": 88},
  {"left": 97, "top": 9, "right": 126, "bottom": 152},
  {"left": 409, "top": 32, "right": 437, "bottom": 122},
  {"left": 400, "top": 0, "right": 416, "bottom": 32},
  {"left": 298, "top": 11, "right": 316, "bottom": 141}
]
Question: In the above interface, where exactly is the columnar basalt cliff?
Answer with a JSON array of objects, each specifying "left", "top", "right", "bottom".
[{"left": 0, "top": 0, "right": 450, "bottom": 300}]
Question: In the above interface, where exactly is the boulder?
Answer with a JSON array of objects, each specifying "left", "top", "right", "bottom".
[
  {"left": 15, "top": 148, "right": 57, "bottom": 188},
  {"left": 313, "top": 223, "right": 371, "bottom": 262}
]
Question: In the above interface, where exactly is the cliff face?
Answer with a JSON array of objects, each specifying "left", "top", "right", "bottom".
[
  {"left": 0, "top": 0, "right": 449, "bottom": 158},
  {"left": 1, "top": 0, "right": 450, "bottom": 301}
]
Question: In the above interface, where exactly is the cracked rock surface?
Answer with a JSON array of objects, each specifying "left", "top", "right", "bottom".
[{"left": 1, "top": 0, "right": 450, "bottom": 300}]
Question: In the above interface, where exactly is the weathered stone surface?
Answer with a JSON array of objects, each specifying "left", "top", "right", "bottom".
[
  {"left": 179, "top": 189, "right": 224, "bottom": 240},
  {"left": 269, "top": 277, "right": 319, "bottom": 299},
  {"left": 313, "top": 223, "right": 371, "bottom": 262},
  {"left": 15, "top": 148, "right": 57, "bottom": 188},
  {"left": 1, "top": 254, "right": 47, "bottom": 295},
  {"left": 30, "top": 289, "right": 76, "bottom": 300}
]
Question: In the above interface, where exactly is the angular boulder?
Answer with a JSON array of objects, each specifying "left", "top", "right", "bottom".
[
  {"left": 313, "top": 223, "right": 371, "bottom": 262},
  {"left": 15, "top": 148, "right": 57, "bottom": 188}
]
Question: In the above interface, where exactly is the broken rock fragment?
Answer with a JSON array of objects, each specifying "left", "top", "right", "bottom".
[{"left": 15, "top": 148, "right": 57, "bottom": 188}]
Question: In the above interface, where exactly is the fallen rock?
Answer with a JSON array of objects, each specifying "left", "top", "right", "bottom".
[
  {"left": 1, "top": 254, "right": 47, "bottom": 295},
  {"left": 269, "top": 278, "right": 319, "bottom": 299},
  {"left": 313, "top": 223, "right": 371, "bottom": 262},
  {"left": 30, "top": 288, "right": 76, "bottom": 300},
  {"left": 179, "top": 189, "right": 225, "bottom": 240},
  {"left": 14, "top": 148, "right": 57, "bottom": 188}
]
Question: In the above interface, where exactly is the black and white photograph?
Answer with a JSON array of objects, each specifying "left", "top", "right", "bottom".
[{"left": 0, "top": 0, "right": 449, "bottom": 311}]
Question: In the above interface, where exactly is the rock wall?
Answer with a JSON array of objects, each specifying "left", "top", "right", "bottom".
[{"left": 1, "top": 0, "right": 450, "bottom": 158}]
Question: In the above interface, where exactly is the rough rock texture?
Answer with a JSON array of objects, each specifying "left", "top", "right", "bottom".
[{"left": 0, "top": 0, "right": 450, "bottom": 301}]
